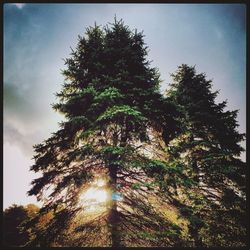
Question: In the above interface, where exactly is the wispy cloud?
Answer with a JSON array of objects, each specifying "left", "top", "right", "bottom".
[
  {"left": 13, "top": 3, "right": 26, "bottom": 9},
  {"left": 4, "top": 122, "right": 42, "bottom": 156}
]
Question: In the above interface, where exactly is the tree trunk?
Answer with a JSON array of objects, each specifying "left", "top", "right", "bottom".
[
  {"left": 194, "top": 232, "right": 203, "bottom": 247},
  {"left": 190, "top": 226, "right": 203, "bottom": 247},
  {"left": 108, "top": 164, "right": 121, "bottom": 247},
  {"left": 109, "top": 199, "right": 120, "bottom": 247},
  {"left": 107, "top": 122, "right": 127, "bottom": 247}
]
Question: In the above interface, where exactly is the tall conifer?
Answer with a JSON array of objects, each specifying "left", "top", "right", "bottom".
[{"left": 28, "top": 19, "right": 178, "bottom": 247}]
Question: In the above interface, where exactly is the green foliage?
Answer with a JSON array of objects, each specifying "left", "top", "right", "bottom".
[
  {"left": 131, "top": 183, "right": 141, "bottom": 190},
  {"left": 100, "top": 145, "right": 126, "bottom": 157},
  {"left": 97, "top": 105, "right": 146, "bottom": 124},
  {"left": 94, "top": 87, "right": 124, "bottom": 103}
]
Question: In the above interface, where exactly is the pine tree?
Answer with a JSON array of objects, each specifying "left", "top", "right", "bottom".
[
  {"left": 162, "top": 64, "right": 246, "bottom": 246},
  {"left": 27, "top": 19, "right": 179, "bottom": 247}
]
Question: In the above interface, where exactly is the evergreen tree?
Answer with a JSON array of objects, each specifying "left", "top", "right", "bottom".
[
  {"left": 162, "top": 64, "right": 246, "bottom": 246},
  {"left": 27, "top": 19, "right": 179, "bottom": 247}
]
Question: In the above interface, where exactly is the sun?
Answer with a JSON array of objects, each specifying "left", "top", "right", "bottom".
[
  {"left": 79, "top": 178, "right": 109, "bottom": 212},
  {"left": 81, "top": 187, "right": 108, "bottom": 204}
]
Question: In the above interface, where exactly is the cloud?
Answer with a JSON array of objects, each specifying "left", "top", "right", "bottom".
[
  {"left": 4, "top": 122, "right": 42, "bottom": 157},
  {"left": 4, "top": 83, "right": 32, "bottom": 115},
  {"left": 13, "top": 3, "right": 26, "bottom": 9},
  {"left": 4, "top": 83, "right": 43, "bottom": 131},
  {"left": 3, "top": 143, "right": 41, "bottom": 209},
  {"left": 3, "top": 82, "right": 62, "bottom": 157}
]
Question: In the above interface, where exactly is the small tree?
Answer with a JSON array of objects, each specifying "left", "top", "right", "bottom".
[
  {"left": 3, "top": 204, "right": 40, "bottom": 247},
  {"left": 3, "top": 205, "right": 30, "bottom": 246},
  {"left": 28, "top": 19, "right": 179, "bottom": 247}
]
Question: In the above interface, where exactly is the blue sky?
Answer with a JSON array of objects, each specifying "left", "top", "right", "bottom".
[{"left": 3, "top": 3, "right": 246, "bottom": 208}]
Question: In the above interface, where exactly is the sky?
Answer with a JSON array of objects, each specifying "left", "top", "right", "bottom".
[{"left": 3, "top": 3, "right": 246, "bottom": 209}]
